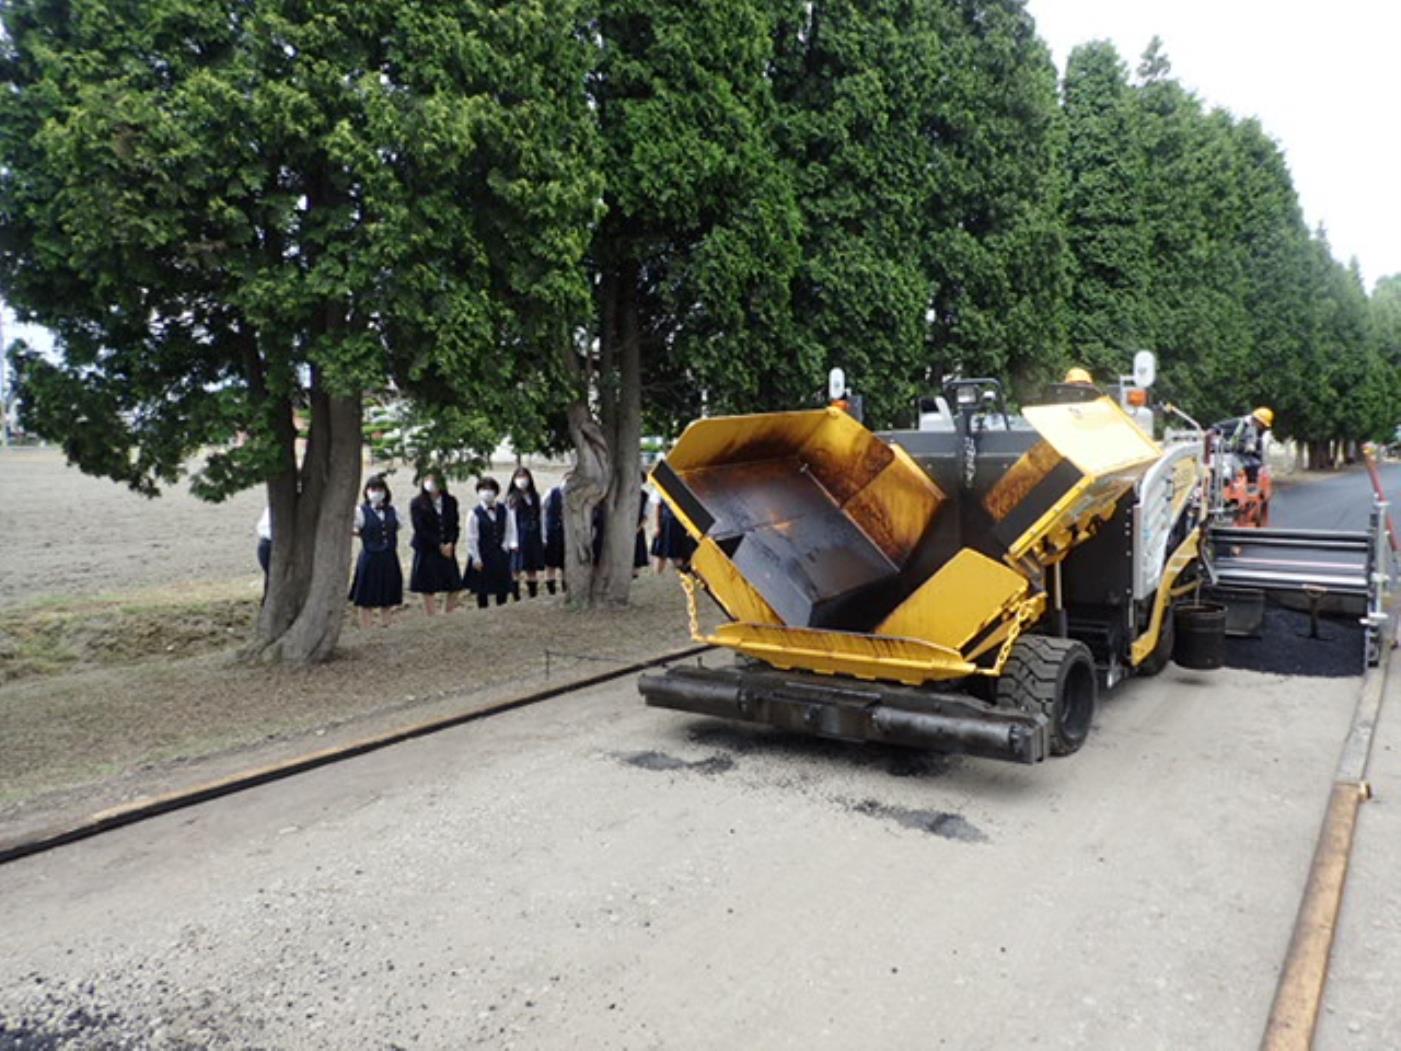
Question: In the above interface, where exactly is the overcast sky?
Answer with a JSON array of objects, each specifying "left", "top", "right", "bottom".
[
  {"left": 4, "top": 2, "right": 1399, "bottom": 363},
  {"left": 1025, "top": 0, "right": 1401, "bottom": 292}
]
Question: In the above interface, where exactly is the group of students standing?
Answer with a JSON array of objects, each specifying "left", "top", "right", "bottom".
[
  {"left": 344, "top": 468, "right": 557, "bottom": 627},
  {"left": 339, "top": 465, "right": 697, "bottom": 628}
]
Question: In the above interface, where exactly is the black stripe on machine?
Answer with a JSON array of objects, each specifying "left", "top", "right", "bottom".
[{"left": 652, "top": 458, "right": 715, "bottom": 536}]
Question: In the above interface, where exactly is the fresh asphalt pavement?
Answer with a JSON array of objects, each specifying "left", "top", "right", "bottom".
[
  {"left": 1270, "top": 461, "right": 1401, "bottom": 531},
  {"left": 2, "top": 471, "right": 1396, "bottom": 1049}
]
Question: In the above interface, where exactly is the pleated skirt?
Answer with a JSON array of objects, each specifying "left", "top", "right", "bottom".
[{"left": 349, "top": 549, "right": 404, "bottom": 608}]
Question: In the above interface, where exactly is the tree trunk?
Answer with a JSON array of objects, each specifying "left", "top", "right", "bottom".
[
  {"left": 559, "top": 257, "right": 643, "bottom": 610},
  {"left": 562, "top": 400, "right": 608, "bottom": 603},
  {"left": 252, "top": 378, "right": 363, "bottom": 664},
  {"left": 591, "top": 259, "right": 643, "bottom": 608}
]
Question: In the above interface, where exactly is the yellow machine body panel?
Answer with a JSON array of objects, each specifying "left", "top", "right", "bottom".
[
  {"left": 663, "top": 408, "right": 945, "bottom": 566},
  {"left": 707, "top": 622, "right": 976, "bottom": 685},
  {"left": 655, "top": 407, "right": 945, "bottom": 631},
  {"left": 876, "top": 549, "right": 1029, "bottom": 651},
  {"left": 1021, "top": 397, "right": 1162, "bottom": 477},
  {"left": 989, "top": 397, "right": 1163, "bottom": 562},
  {"left": 1129, "top": 527, "right": 1202, "bottom": 666},
  {"left": 651, "top": 395, "right": 1173, "bottom": 687}
]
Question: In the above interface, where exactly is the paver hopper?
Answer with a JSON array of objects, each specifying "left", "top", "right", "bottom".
[{"left": 641, "top": 383, "right": 1204, "bottom": 763}]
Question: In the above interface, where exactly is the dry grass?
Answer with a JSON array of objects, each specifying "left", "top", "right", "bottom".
[
  {"left": 0, "top": 571, "right": 701, "bottom": 817},
  {"left": 0, "top": 446, "right": 688, "bottom": 833},
  {"left": 0, "top": 580, "right": 258, "bottom": 684}
]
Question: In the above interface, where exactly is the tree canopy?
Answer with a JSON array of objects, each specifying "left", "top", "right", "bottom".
[
  {"left": 4, "top": 2, "right": 1397, "bottom": 659},
  {"left": 1057, "top": 36, "right": 1396, "bottom": 449},
  {"left": 767, "top": 0, "right": 1067, "bottom": 426},
  {"left": 0, "top": 0, "right": 599, "bottom": 659}
]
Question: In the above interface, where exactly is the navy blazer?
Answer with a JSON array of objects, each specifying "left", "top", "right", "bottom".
[{"left": 409, "top": 492, "right": 461, "bottom": 552}]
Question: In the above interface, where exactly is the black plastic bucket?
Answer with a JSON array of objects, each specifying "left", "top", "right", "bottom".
[{"left": 1173, "top": 602, "right": 1227, "bottom": 671}]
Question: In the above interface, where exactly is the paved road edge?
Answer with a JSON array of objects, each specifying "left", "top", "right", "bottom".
[
  {"left": 0, "top": 644, "right": 711, "bottom": 867},
  {"left": 1261, "top": 634, "right": 1396, "bottom": 1049}
]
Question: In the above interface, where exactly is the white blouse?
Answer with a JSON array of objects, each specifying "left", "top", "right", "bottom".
[
  {"left": 353, "top": 504, "right": 390, "bottom": 532},
  {"left": 465, "top": 502, "right": 518, "bottom": 565}
]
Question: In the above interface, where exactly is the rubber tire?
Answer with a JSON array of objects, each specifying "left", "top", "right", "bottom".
[
  {"left": 1135, "top": 604, "right": 1175, "bottom": 678},
  {"left": 996, "top": 635, "right": 1098, "bottom": 757}
]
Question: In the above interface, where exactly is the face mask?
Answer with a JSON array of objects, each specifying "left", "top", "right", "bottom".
[
  {"left": 480, "top": 490, "right": 497, "bottom": 506},
  {"left": 514, "top": 477, "right": 530, "bottom": 490},
  {"left": 368, "top": 489, "right": 385, "bottom": 506},
  {"left": 423, "top": 479, "right": 438, "bottom": 494}
]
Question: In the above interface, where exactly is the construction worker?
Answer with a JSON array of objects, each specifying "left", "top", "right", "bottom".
[
  {"left": 1050, "top": 366, "right": 1101, "bottom": 403},
  {"left": 1216, "top": 407, "right": 1273, "bottom": 482},
  {"left": 1064, "top": 366, "right": 1095, "bottom": 387}
]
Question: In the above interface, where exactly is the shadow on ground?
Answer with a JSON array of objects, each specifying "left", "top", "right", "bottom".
[{"left": 685, "top": 721, "right": 961, "bottom": 780}]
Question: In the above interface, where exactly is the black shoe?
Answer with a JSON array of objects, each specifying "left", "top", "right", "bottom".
[{"left": 527, "top": 581, "right": 539, "bottom": 598}]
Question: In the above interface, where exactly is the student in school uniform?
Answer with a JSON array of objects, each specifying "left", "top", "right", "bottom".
[
  {"left": 256, "top": 505, "right": 272, "bottom": 599},
  {"left": 408, "top": 468, "right": 463, "bottom": 615},
  {"left": 586, "top": 481, "right": 652, "bottom": 574},
  {"left": 591, "top": 499, "right": 605, "bottom": 564},
  {"left": 634, "top": 472, "right": 651, "bottom": 575},
  {"left": 507, "top": 467, "right": 546, "bottom": 599},
  {"left": 464, "top": 477, "right": 517, "bottom": 608},
  {"left": 542, "top": 482, "right": 565, "bottom": 594},
  {"left": 651, "top": 497, "right": 697, "bottom": 573},
  {"left": 348, "top": 475, "right": 403, "bottom": 628}
]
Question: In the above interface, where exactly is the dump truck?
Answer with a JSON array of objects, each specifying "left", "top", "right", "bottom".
[{"left": 639, "top": 376, "right": 1394, "bottom": 764}]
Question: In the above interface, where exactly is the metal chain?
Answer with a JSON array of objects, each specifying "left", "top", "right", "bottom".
[
  {"left": 679, "top": 571, "right": 703, "bottom": 640},
  {"left": 987, "top": 598, "right": 1037, "bottom": 677}
]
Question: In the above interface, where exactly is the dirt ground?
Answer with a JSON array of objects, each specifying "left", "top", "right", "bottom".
[
  {"left": 0, "top": 446, "right": 1375, "bottom": 836},
  {"left": 0, "top": 447, "right": 569, "bottom": 608},
  {"left": 0, "top": 446, "right": 684, "bottom": 830},
  {"left": 0, "top": 447, "right": 1393, "bottom": 1048},
  {"left": 0, "top": 571, "right": 694, "bottom": 812},
  {"left": 0, "top": 660, "right": 1365, "bottom": 1049}
]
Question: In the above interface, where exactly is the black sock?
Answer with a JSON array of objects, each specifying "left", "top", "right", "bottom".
[
  {"left": 546, "top": 580, "right": 557, "bottom": 595},
  {"left": 527, "top": 581, "right": 538, "bottom": 598},
  {"left": 476, "top": 593, "right": 488, "bottom": 609},
  {"left": 511, "top": 582, "right": 521, "bottom": 601},
  {"left": 496, "top": 593, "right": 507, "bottom": 606}
]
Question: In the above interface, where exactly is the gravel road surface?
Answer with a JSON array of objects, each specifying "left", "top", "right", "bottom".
[
  {"left": 0, "top": 658, "right": 1361, "bottom": 1049},
  {"left": 1318, "top": 656, "right": 1401, "bottom": 1050}
]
